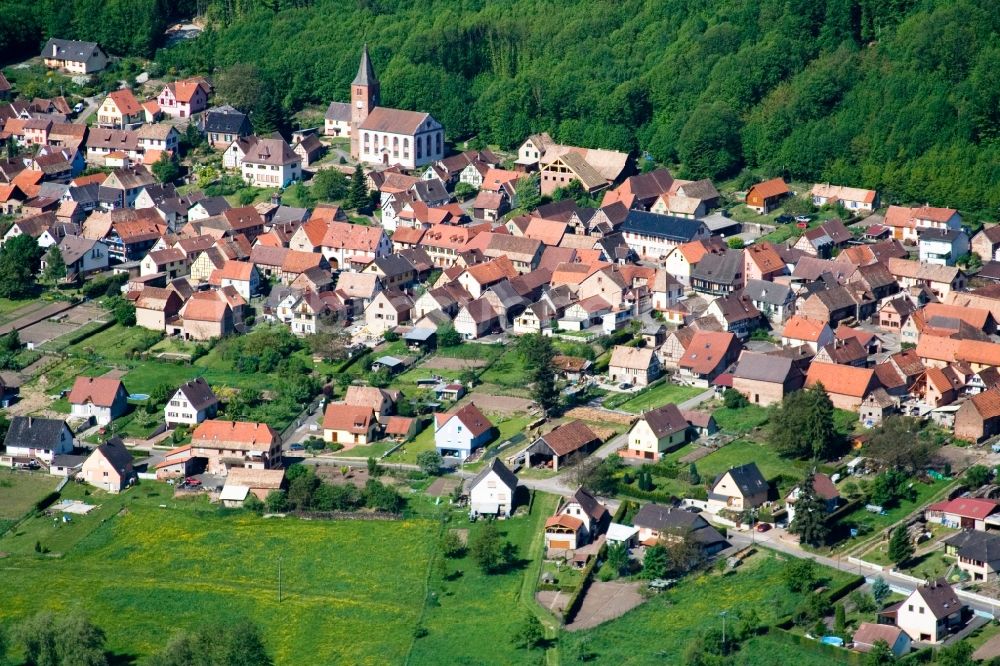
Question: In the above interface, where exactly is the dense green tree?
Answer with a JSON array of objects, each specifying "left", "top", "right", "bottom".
[
  {"left": 151, "top": 152, "right": 182, "bottom": 184},
  {"left": 363, "top": 479, "right": 403, "bottom": 513},
  {"left": 865, "top": 639, "right": 895, "bottom": 665},
  {"left": 871, "top": 576, "right": 890, "bottom": 606},
  {"left": 869, "top": 469, "right": 916, "bottom": 508},
  {"left": 470, "top": 522, "right": 516, "bottom": 574},
  {"left": 518, "top": 333, "right": 558, "bottom": 415},
  {"left": 605, "top": 541, "right": 630, "bottom": 576},
  {"left": 865, "top": 416, "right": 933, "bottom": 473},
  {"left": 345, "top": 166, "right": 370, "bottom": 213},
  {"left": 788, "top": 472, "right": 830, "bottom": 547},
  {"left": 677, "top": 103, "right": 742, "bottom": 179},
  {"left": 0, "top": 234, "right": 42, "bottom": 298},
  {"left": 887, "top": 525, "right": 913, "bottom": 566},
  {"left": 311, "top": 168, "right": 349, "bottom": 202},
  {"left": 834, "top": 603, "right": 846, "bottom": 635},
  {"left": 514, "top": 175, "right": 540, "bottom": 211},
  {"left": 769, "top": 383, "right": 839, "bottom": 460},
  {"left": 722, "top": 388, "right": 748, "bottom": 409},
  {"left": 511, "top": 614, "right": 544, "bottom": 650},
  {"left": 148, "top": 618, "right": 273, "bottom": 666},
  {"left": 782, "top": 558, "right": 817, "bottom": 593},
  {"left": 16, "top": 611, "right": 107, "bottom": 666},
  {"left": 214, "top": 63, "right": 263, "bottom": 113},
  {"left": 43, "top": 246, "right": 66, "bottom": 283},
  {"left": 642, "top": 543, "right": 669, "bottom": 579},
  {"left": 965, "top": 464, "right": 992, "bottom": 488},
  {"left": 416, "top": 450, "right": 443, "bottom": 476},
  {"left": 265, "top": 490, "right": 288, "bottom": 512},
  {"left": 437, "top": 324, "right": 461, "bottom": 348},
  {"left": 936, "top": 640, "right": 974, "bottom": 666}
]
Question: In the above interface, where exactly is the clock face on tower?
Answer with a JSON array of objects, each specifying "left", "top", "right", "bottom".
[{"left": 356, "top": 101, "right": 362, "bottom": 108}]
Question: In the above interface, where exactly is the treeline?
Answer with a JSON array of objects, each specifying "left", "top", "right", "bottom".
[{"left": 4, "top": 0, "right": 1000, "bottom": 217}]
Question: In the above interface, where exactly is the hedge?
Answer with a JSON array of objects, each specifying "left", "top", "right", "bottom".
[
  {"left": 61, "top": 318, "right": 115, "bottom": 348},
  {"left": 762, "top": 627, "right": 865, "bottom": 665},
  {"left": 34, "top": 491, "right": 61, "bottom": 513},
  {"left": 826, "top": 574, "right": 865, "bottom": 603}
]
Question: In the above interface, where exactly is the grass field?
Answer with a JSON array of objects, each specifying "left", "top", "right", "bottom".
[
  {"left": 0, "top": 482, "right": 437, "bottom": 665},
  {"left": 711, "top": 405, "right": 770, "bottom": 434},
  {"left": 407, "top": 493, "right": 556, "bottom": 665},
  {"left": 604, "top": 382, "right": 703, "bottom": 412},
  {"left": 559, "top": 551, "right": 857, "bottom": 665},
  {"left": 0, "top": 470, "right": 59, "bottom": 521},
  {"left": 62, "top": 324, "right": 162, "bottom": 362},
  {"left": 833, "top": 477, "right": 953, "bottom": 548},
  {"left": 694, "top": 439, "right": 808, "bottom": 483}
]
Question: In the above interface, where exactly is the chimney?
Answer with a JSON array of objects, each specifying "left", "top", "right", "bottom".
[{"left": 52, "top": 44, "right": 58, "bottom": 58}]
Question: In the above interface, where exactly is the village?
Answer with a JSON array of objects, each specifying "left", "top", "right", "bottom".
[{"left": 3, "top": 38, "right": 1000, "bottom": 665}]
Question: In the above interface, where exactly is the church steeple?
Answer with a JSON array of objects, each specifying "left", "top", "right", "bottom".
[
  {"left": 353, "top": 43, "right": 379, "bottom": 88},
  {"left": 350, "top": 44, "right": 380, "bottom": 160}
]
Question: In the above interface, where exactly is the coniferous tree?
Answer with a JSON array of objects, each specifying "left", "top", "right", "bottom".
[
  {"left": 788, "top": 472, "right": 830, "bottom": 547},
  {"left": 887, "top": 525, "right": 914, "bottom": 566}
]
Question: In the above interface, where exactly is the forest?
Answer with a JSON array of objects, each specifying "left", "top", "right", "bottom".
[{"left": 1, "top": 0, "right": 999, "bottom": 218}]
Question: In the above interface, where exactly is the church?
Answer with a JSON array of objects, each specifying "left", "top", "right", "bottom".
[{"left": 346, "top": 46, "right": 445, "bottom": 170}]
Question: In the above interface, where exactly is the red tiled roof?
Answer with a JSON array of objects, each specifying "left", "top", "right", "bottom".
[
  {"left": 805, "top": 361, "right": 875, "bottom": 398},
  {"left": 67, "top": 376, "right": 124, "bottom": 408}
]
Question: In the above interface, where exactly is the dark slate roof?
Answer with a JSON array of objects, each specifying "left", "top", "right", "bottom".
[
  {"left": 203, "top": 106, "right": 250, "bottom": 135},
  {"left": 914, "top": 579, "right": 964, "bottom": 620},
  {"left": 41, "top": 38, "right": 102, "bottom": 62},
  {"left": 732, "top": 352, "right": 797, "bottom": 383},
  {"left": 690, "top": 249, "right": 744, "bottom": 285},
  {"left": 373, "top": 253, "right": 416, "bottom": 279},
  {"left": 918, "top": 228, "right": 965, "bottom": 243},
  {"left": 174, "top": 377, "right": 218, "bottom": 411},
  {"left": 469, "top": 458, "right": 518, "bottom": 492},
  {"left": 570, "top": 486, "right": 608, "bottom": 522},
  {"left": 743, "top": 279, "right": 792, "bottom": 306},
  {"left": 620, "top": 210, "right": 707, "bottom": 243},
  {"left": 713, "top": 462, "right": 767, "bottom": 497},
  {"left": 411, "top": 178, "right": 448, "bottom": 203},
  {"left": 632, "top": 503, "right": 728, "bottom": 546},
  {"left": 96, "top": 436, "right": 132, "bottom": 475},
  {"left": 193, "top": 196, "right": 231, "bottom": 216},
  {"left": 353, "top": 44, "right": 378, "bottom": 86},
  {"left": 641, "top": 403, "right": 688, "bottom": 438},
  {"left": 325, "top": 102, "right": 351, "bottom": 123},
  {"left": 944, "top": 530, "right": 1000, "bottom": 564},
  {"left": 3, "top": 416, "right": 68, "bottom": 449}
]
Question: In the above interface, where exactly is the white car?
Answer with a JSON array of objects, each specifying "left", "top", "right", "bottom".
[{"left": 73, "top": 102, "right": 85, "bottom": 114}]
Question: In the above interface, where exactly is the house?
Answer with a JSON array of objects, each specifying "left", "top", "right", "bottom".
[
  {"left": 704, "top": 293, "right": 761, "bottom": 340},
  {"left": 781, "top": 316, "right": 834, "bottom": 351},
  {"left": 632, "top": 503, "right": 728, "bottom": 554},
  {"left": 157, "top": 78, "right": 210, "bottom": 119},
  {"left": 972, "top": 226, "right": 1000, "bottom": 263},
  {"left": 324, "top": 101, "right": 351, "bottom": 137},
  {"left": 349, "top": 46, "right": 445, "bottom": 169},
  {"left": 708, "top": 462, "right": 768, "bottom": 512},
  {"left": 79, "top": 437, "right": 135, "bottom": 493},
  {"left": 678, "top": 331, "right": 740, "bottom": 386},
  {"left": 433, "top": 402, "right": 494, "bottom": 460},
  {"left": 884, "top": 205, "right": 961, "bottom": 243},
  {"left": 927, "top": 497, "right": 1000, "bottom": 531},
  {"left": 744, "top": 243, "right": 786, "bottom": 282},
  {"left": 794, "top": 219, "right": 853, "bottom": 258},
  {"left": 384, "top": 416, "right": 417, "bottom": 442},
  {"left": 810, "top": 183, "right": 878, "bottom": 212},
  {"left": 860, "top": 388, "right": 898, "bottom": 426},
  {"left": 68, "top": 376, "right": 129, "bottom": 426},
  {"left": 220, "top": 468, "right": 285, "bottom": 508},
  {"left": 55, "top": 235, "right": 108, "bottom": 279},
  {"left": 364, "top": 288, "right": 412, "bottom": 336},
  {"left": 164, "top": 378, "right": 219, "bottom": 426},
  {"left": 943, "top": 530, "right": 1000, "bottom": 582},
  {"left": 292, "top": 131, "right": 325, "bottom": 166},
  {"left": 319, "top": 221, "right": 390, "bottom": 271},
  {"left": 880, "top": 579, "right": 965, "bottom": 644},
  {"left": 140, "top": 247, "right": 188, "bottom": 280},
  {"left": 241, "top": 137, "right": 302, "bottom": 188},
  {"left": 918, "top": 229, "right": 970, "bottom": 266},
  {"left": 852, "top": 623, "right": 910, "bottom": 657},
  {"left": 815, "top": 337, "right": 869, "bottom": 367},
  {"left": 468, "top": 458, "right": 519, "bottom": 519},
  {"left": 41, "top": 39, "right": 108, "bottom": 74},
  {"left": 743, "top": 279, "right": 795, "bottom": 324},
  {"left": 544, "top": 487, "right": 609, "bottom": 552},
  {"left": 210, "top": 261, "right": 260, "bottom": 300},
  {"left": 524, "top": 420, "right": 601, "bottom": 472},
  {"left": 1, "top": 417, "right": 74, "bottom": 465},
  {"left": 805, "top": 361, "right": 877, "bottom": 411},
  {"left": 190, "top": 420, "right": 281, "bottom": 475},
  {"left": 690, "top": 249, "right": 745, "bottom": 296},
  {"left": 202, "top": 105, "right": 252, "bottom": 149},
  {"left": 608, "top": 345, "right": 661, "bottom": 388},
  {"left": 955, "top": 386, "right": 1000, "bottom": 442},
  {"left": 454, "top": 297, "right": 499, "bottom": 340},
  {"left": 344, "top": 385, "right": 396, "bottom": 422},
  {"left": 745, "top": 178, "right": 789, "bottom": 214},
  {"left": 322, "top": 403, "right": 377, "bottom": 447},
  {"left": 731, "top": 352, "right": 804, "bottom": 407},
  {"left": 623, "top": 403, "right": 689, "bottom": 461},
  {"left": 180, "top": 292, "right": 234, "bottom": 340},
  {"left": 620, "top": 210, "right": 709, "bottom": 260},
  {"left": 797, "top": 285, "right": 875, "bottom": 327},
  {"left": 98, "top": 89, "right": 143, "bottom": 129},
  {"left": 785, "top": 473, "right": 840, "bottom": 523}
]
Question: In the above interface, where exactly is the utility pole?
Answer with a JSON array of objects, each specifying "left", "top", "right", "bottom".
[
  {"left": 719, "top": 611, "right": 728, "bottom": 654},
  {"left": 278, "top": 557, "right": 282, "bottom": 603}
]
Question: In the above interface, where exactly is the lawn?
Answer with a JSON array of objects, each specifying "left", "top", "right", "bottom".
[
  {"left": 711, "top": 405, "right": 770, "bottom": 434},
  {"left": 558, "top": 550, "right": 858, "bottom": 664},
  {"left": 435, "top": 343, "right": 505, "bottom": 362},
  {"left": 604, "top": 382, "right": 703, "bottom": 412},
  {"left": 478, "top": 347, "right": 531, "bottom": 388},
  {"left": 0, "top": 482, "right": 437, "bottom": 665},
  {"left": 406, "top": 493, "right": 556, "bottom": 665},
  {"left": 62, "top": 324, "right": 163, "bottom": 362},
  {"left": 695, "top": 439, "right": 808, "bottom": 485},
  {"left": 0, "top": 470, "right": 60, "bottom": 521},
  {"left": 833, "top": 478, "right": 954, "bottom": 549},
  {"left": 737, "top": 631, "right": 856, "bottom": 665}
]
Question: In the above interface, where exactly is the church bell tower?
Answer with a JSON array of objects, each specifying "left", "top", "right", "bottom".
[{"left": 350, "top": 44, "right": 380, "bottom": 159}]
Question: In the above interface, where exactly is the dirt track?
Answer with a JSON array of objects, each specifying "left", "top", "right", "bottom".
[
  {"left": 565, "top": 581, "right": 645, "bottom": 631},
  {"left": 421, "top": 357, "right": 487, "bottom": 370}
]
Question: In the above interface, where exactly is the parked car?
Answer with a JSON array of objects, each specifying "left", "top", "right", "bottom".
[
  {"left": 794, "top": 215, "right": 812, "bottom": 223},
  {"left": 185, "top": 477, "right": 202, "bottom": 487},
  {"left": 755, "top": 522, "right": 771, "bottom": 532},
  {"left": 288, "top": 443, "right": 305, "bottom": 452},
  {"left": 775, "top": 214, "right": 794, "bottom": 225},
  {"left": 73, "top": 102, "right": 85, "bottom": 114}
]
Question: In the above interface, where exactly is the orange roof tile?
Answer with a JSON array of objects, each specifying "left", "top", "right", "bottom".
[
  {"left": 747, "top": 177, "right": 789, "bottom": 200},
  {"left": 805, "top": 361, "right": 875, "bottom": 397},
  {"left": 192, "top": 420, "right": 277, "bottom": 452},
  {"left": 107, "top": 89, "right": 142, "bottom": 116},
  {"left": 67, "top": 376, "right": 124, "bottom": 407},
  {"left": 783, "top": 316, "right": 828, "bottom": 342}
]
